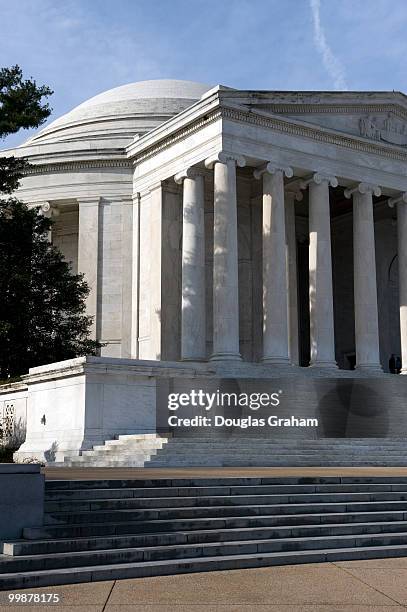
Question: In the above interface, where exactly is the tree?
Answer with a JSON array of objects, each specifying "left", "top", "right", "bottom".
[{"left": 0, "top": 66, "right": 100, "bottom": 378}]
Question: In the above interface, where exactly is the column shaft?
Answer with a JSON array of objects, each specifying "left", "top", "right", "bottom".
[
  {"left": 181, "top": 174, "right": 206, "bottom": 360},
  {"left": 353, "top": 190, "right": 381, "bottom": 369},
  {"left": 212, "top": 159, "right": 241, "bottom": 360},
  {"left": 285, "top": 191, "right": 299, "bottom": 365},
  {"left": 397, "top": 202, "right": 407, "bottom": 373},
  {"left": 77, "top": 198, "right": 100, "bottom": 340},
  {"left": 308, "top": 179, "right": 337, "bottom": 367},
  {"left": 262, "top": 170, "right": 289, "bottom": 363}
]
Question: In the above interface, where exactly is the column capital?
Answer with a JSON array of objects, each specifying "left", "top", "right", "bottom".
[
  {"left": 253, "top": 162, "right": 293, "bottom": 180},
  {"left": 204, "top": 152, "right": 246, "bottom": 170},
  {"left": 300, "top": 172, "right": 338, "bottom": 189},
  {"left": 388, "top": 191, "right": 407, "bottom": 208},
  {"left": 344, "top": 183, "right": 381, "bottom": 198},
  {"left": 174, "top": 166, "right": 205, "bottom": 184},
  {"left": 285, "top": 186, "right": 304, "bottom": 202},
  {"left": 38, "top": 201, "right": 60, "bottom": 218}
]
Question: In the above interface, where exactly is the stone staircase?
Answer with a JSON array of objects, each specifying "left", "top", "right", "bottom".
[
  {"left": 3, "top": 476, "right": 407, "bottom": 589},
  {"left": 62, "top": 436, "right": 407, "bottom": 467},
  {"left": 147, "top": 437, "right": 407, "bottom": 467},
  {"left": 62, "top": 434, "right": 169, "bottom": 467}
]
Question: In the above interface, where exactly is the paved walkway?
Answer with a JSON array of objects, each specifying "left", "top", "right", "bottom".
[
  {"left": 43, "top": 466, "right": 407, "bottom": 480},
  {"left": 2, "top": 558, "right": 407, "bottom": 610}
]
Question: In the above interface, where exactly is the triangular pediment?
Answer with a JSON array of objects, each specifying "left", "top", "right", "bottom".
[{"left": 218, "top": 90, "right": 407, "bottom": 147}]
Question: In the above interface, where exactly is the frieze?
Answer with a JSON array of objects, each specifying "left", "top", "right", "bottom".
[{"left": 359, "top": 113, "right": 407, "bottom": 146}]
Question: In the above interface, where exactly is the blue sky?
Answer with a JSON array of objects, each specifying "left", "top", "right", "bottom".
[{"left": 1, "top": 0, "right": 407, "bottom": 147}]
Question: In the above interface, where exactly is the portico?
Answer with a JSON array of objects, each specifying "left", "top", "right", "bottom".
[{"left": 126, "top": 87, "right": 407, "bottom": 373}]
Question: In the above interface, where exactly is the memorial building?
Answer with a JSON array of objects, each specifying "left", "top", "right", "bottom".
[{"left": 1, "top": 79, "right": 407, "bottom": 465}]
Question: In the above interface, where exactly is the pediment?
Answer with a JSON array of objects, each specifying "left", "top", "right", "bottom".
[{"left": 222, "top": 91, "right": 407, "bottom": 147}]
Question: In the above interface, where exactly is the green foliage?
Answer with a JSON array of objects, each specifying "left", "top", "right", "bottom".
[
  {"left": 0, "top": 66, "right": 100, "bottom": 377},
  {"left": 0, "top": 65, "right": 53, "bottom": 139},
  {"left": 0, "top": 445, "right": 15, "bottom": 463}
]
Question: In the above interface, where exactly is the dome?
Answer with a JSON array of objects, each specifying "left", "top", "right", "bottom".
[{"left": 26, "top": 79, "right": 212, "bottom": 147}]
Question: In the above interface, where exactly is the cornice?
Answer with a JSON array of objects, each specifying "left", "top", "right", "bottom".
[
  {"left": 258, "top": 103, "right": 407, "bottom": 121},
  {"left": 222, "top": 106, "right": 407, "bottom": 162},
  {"left": 129, "top": 103, "right": 407, "bottom": 168},
  {"left": 22, "top": 159, "right": 132, "bottom": 176},
  {"left": 130, "top": 109, "right": 222, "bottom": 163}
]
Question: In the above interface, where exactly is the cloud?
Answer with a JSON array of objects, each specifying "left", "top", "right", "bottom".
[{"left": 310, "top": 0, "right": 348, "bottom": 90}]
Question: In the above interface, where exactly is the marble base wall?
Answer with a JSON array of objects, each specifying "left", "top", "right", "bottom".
[
  {"left": 5, "top": 356, "right": 407, "bottom": 465},
  {"left": 13, "top": 357, "right": 160, "bottom": 463}
]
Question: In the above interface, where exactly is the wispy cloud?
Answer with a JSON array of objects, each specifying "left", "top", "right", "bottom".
[{"left": 310, "top": 0, "right": 348, "bottom": 90}]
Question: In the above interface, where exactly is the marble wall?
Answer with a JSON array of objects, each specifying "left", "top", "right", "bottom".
[{"left": 52, "top": 209, "right": 79, "bottom": 274}]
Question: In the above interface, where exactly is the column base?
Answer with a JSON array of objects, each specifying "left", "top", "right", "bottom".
[
  {"left": 210, "top": 352, "right": 242, "bottom": 362},
  {"left": 181, "top": 356, "right": 207, "bottom": 362},
  {"left": 355, "top": 363, "right": 383, "bottom": 373},
  {"left": 309, "top": 360, "right": 338, "bottom": 369},
  {"left": 262, "top": 356, "right": 291, "bottom": 365},
  {"left": 400, "top": 368, "right": 407, "bottom": 375}
]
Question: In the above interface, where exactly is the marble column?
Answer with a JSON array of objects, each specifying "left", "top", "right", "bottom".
[
  {"left": 345, "top": 183, "right": 382, "bottom": 371},
  {"left": 285, "top": 188, "right": 302, "bottom": 365},
  {"left": 77, "top": 197, "right": 100, "bottom": 340},
  {"left": 389, "top": 192, "right": 407, "bottom": 374},
  {"left": 254, "top": 163, "right": 293, "bottom": 364},
  {"left": 175, "top": 167, "right": 206, "bottom": 360},
  {"left": 305, "top": 173, "right": 338, "bottom": 368},
  {"left": 205, "top": 152, "right": 245, "bottom": 361}
]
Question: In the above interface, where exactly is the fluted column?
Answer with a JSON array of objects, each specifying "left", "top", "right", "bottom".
[
  {"left": 285, "top": 188, "right": 302, "bottom": 365},
  {"left": 389, "top": 192, "right": 407, "bottom": 373},
  {"left": 175, "top": 168, "right": 206, "bottom": 360},
  {"left": 304, "top": 173, "right": 338, "bottom": 368},
  {"left": 345, "top": 183, "right": 382, "bottom": 371},
  {"left": 77, "top": 197, "right": 100, "bottom": 340},
  {"left": 254, "top": 163, "right": 293, "bottom": 364},
  {"left": 205, "top": 152, "right": 245, "bottom": 361}
]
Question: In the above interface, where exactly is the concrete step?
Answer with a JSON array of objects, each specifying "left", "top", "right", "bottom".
[
  {"left": 6, "top": 520, "right": 407, "bottom": 556},
  {"left": 44, "top": 483, "right": 407, "bottom": 501},
  {"left": 84, "top": 445, "right": 160, "bottom": 453},
  {"left": 62, "top": 461, "right": 407, "bottom": 469},
  {"left": 3, "top": 545, "right": 407, "bottom": 590},
  {"left": 164, "top": 441, "right": 407, "bottom": 445},
  {"left": 152, "top": 444, "right": 407, "bottom": 450},
  {"left": 148, "top": 444, "right": 407, "bottom": 451},
  {"left": 43, "top": 500, "right": 407, "bottom": 526},
  {"left": 24, "top": 510, "right": 407, "bottom": 540},
  {"left": 81, "top": 452, "right": 407, "bottom": 460},
  {"left": 43, "top": 491, "right": 407, "bottom": 513},
  {"left": 147, "top": 459, "right": 407, "bottom": 467},
  {"left": 43, "top": 476, "right": 407, "bottom": 489},
  {"left": 5, "top": 532, "right": 407, "bottom": 574}
]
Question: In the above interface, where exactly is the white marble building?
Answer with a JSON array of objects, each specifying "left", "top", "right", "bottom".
[{"left": 2, "top": 79, "right": 407, "bottom": 463}]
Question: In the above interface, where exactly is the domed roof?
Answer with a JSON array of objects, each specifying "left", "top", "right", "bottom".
[{"left": 27, "top": 79, "right": 212, "bottom": 147}]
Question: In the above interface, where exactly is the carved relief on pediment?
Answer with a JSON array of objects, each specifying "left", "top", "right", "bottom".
[{"left": 359, "top": 113, "right": 407, "bottom": 146}]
